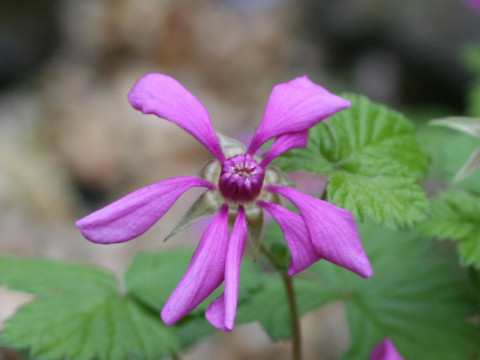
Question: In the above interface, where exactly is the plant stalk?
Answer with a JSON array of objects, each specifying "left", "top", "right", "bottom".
[{"left": 260, "top": 244, "right": 302, "bottom": 360}]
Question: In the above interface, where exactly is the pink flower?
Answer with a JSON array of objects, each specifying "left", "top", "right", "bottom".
[
  {"left": 370, "top": 339, "right": 404, "bottom": 360},
  {"left": 465, "top": 0, "right": 480, "bottom": 11},
  {"left": 76, "top": 74, "right": 373, "bottom": 331}
]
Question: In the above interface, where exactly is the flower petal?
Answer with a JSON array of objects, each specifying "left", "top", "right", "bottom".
[
  {"left": 258, "top": 201, "right": 321, "bottom": 275},
  {"left": 267, "top": 185, "right": 373, "bottom": 278},
  {"left": 205, "top": 294, "right": 226, "bottom": 330},
  {"left": 76, "top": 177, "right": 214, "bottom": 244},
  {"left": 161, "top": 205, "right": 229, "bottom": 326},
  {"left": 370, "top": 339, "right": 404, "bottom": 360},
  {"left": 260, "top": 130, "right": 309, "bottom": 167},
  {"left": 128, "top": 73, "right": 224, "bottom": 160},
  {"left": 248, "top": 76, "right": 351, "bottom": 154},
  {"left": 206, "top": 206, "right": 247, "bottom": 331}
]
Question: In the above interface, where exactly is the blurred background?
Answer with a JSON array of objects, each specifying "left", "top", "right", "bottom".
[{"left": 0, "top": 0, "right": 479, "bottom": 359}]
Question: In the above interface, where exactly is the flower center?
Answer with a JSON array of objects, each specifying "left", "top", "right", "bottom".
[{"left": 218, "top": 154, "right": 265, "bottom": 202}]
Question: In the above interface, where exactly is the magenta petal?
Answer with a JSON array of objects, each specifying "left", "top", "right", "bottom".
[
  {"left": 267, "top": 185, "right": 373, "bottom": 278},
  {"left": 128, "top": 73, "right": 224, "bottom": 160},
  {"left": 259, "top": 201, "right": 321, "bottom": 275},
  {"left": 248, "top": 76, "right": 351, "bottom": 154},
  {"left": 260, "top": 130, "right": 309, "bottom": 167},
  {"left": 161, "top": 205, "right": 229, "bottom": 326},
  {"left": 206, "top": 206, "right": 247, "bottom": 331},
  {"left": 76, "top": 177, "right": 214, "bottom": 244},
  {"left": 205, "top": 294, "right": 226, "bottom": 329},
  {"left": 370, "top": 339, "right": 404, "bottom": 360}
]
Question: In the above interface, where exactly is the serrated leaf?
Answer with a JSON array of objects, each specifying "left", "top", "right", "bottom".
[
  {"left": 125, "top": 248, "right": 196, "bottom": 312},
  {"left": 422, "top": 190, "right": 480, "bottom": 267},
  {"left": 276, "top": 94, "right": 427, "bottom": 178},
  {"left": 125, "top": 247, "right": 264, "bottom": 315},
  {"left": 459, "top": 235, "right": 480, "bottom": 267},
  {"left": 125, "top": 248, "right": 266, "bottom": 350},
  {"left": 328, "top": 162, "right": 429, "bottom": 228},
  {"left": 175, "top": 318, "right": 217, "bottom": 350},
  {"left": 325, "top": 223, "right": 478, "bottom": 360},
  {"left": 274, "top": 94, "right": 429, "bottom": 229},
  {"left": 422, "top": 190, "right": 480, "bottom": 240},
  {"left": 0, "top": 257, "right": 178, "bottom": 360},
  {"left": 2, "top": 292, "right": 178, "bottom": 360},
  {"left": 271, "top": 146, "right": 333, "bottom": 173},
  {"left": 241, "top": 221, "right": 479, "bottom": 357},
  {"left": 0, "top": 256, "right": 117, "bottom": 295},
  {"left": 235, "top": 275, "right": 338, "bottom": 340}
]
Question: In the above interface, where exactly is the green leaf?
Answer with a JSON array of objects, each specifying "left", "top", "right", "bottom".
[
  {"left": 459, "top": 235, "right": 480, "bottom": 267},
  {"left": 274, "top": 94, "right": 429, "bottom": 228},
  {"left": 430, "top": 117, "right": 480, "bottom": 137},
  {"left": 2, "top": 292, "right": 177, "bottom": 360},
  {"left": 125, "top": 248, "right": 197, "bottom": 312},
  {"left": 242, "top": 221, "right": 479, "bottom": 358},
  {"left": 235, "top": 275, "right": 338, "bottom": 340},
  {"left": 331, "top": 223, "right": 478, "bottom": 360},
  {"left": 276, "top": 94, "right": 427, "bottom": 178},
  {"left": 422, "top": 190, "right": 480, "bottom": 267},
  {"left": 328, "top": 161, "right": 429, "bottom": 228},
  {"left": 0, "top": 257, "right": 178, "bottom": 360},
  {"left": 0, "top": 256, "right": 117, "bottom": 294},
  {"left": 125, "top": 248, "right": 265, "bottom": 348},
  {"left": 126, "top": 248, "right": 264, "bottom": 310},
  {"left": 429, "top": 117, "right": 480, "bottom": 182},
  {"left": 175, "top": 318, "right": 217, "bottom": 350},
  {"left": 419, "top": 124, "right": 480, "bottom": 191},
  {"left": 422, "top": 190, "right": 480, "bottom": 240}
]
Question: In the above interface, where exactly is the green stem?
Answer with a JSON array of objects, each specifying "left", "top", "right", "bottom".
[{"left": 260, "top": 244, "right": 302, "bottom": 360}]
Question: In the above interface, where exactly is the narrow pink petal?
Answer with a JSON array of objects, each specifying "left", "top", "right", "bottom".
[
  {"left": 205, "top": 294, "right": 226, "bottom": 329},
  {"left": 260, "top": 130, "right": 309, "bottom": 167},
  {"left": 258, "top": 201, "right": 321, "bottom": 275},
  {"left": 370, "top": 339, "right": 404, "bottom": 360},
  {"left": 128, "top": 73, "right": 224, "bottom": 160},
  {"left": 76, "top": 177, "right": 214, "bottom": 244},
  {"left": 161, "top": 205, "right": 229, "bottom": 326},
  {"left": 267, "top": 185, "right": 373, "bottom": 278},
  {"left": 206, "top": 206, "right": 247, "bottom": 331},
  {"left": 248, "top": 76, "right": 351, "bottom": 154}
]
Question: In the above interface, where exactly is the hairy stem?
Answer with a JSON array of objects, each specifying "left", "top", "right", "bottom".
[{"left": 260, "top": 244, "right": 302, "bottom": 360}]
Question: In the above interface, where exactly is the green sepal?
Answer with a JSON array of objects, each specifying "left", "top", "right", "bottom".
[{"left": 164, "top": 190, "right": 222, "bottom": 242}]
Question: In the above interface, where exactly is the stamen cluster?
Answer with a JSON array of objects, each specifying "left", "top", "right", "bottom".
[{"left": 219, "top": 154, "right": 265, "bottom": 202}]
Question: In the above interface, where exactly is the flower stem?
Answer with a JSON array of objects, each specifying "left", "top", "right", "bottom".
[{"left": 260, "top": 244, "right": 302, "bottom": 360}]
